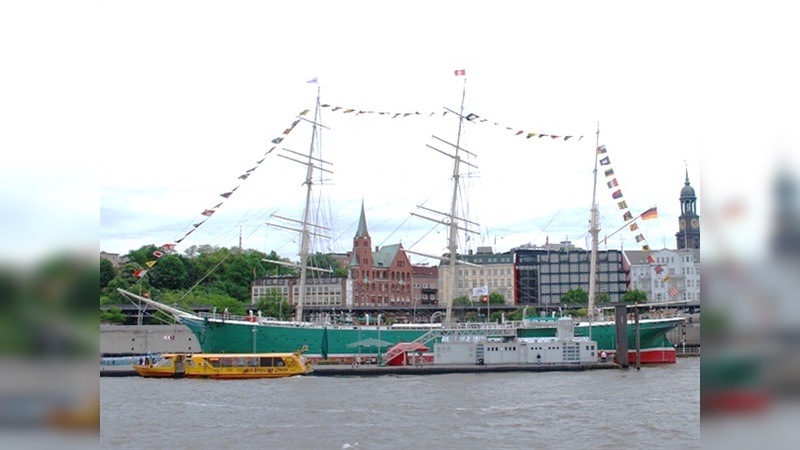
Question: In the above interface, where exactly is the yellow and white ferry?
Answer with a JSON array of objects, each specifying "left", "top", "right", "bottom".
[{"left": 132, "top": 348, "right": 312, "bottom": 379}]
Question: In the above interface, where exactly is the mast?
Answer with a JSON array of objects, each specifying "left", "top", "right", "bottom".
[
  {"left": 587, "top": 123, "right": 601, "bottom": 323},
  {"left": 411, "top": 76, "right": 479, "bottom": 326},
  {"left": 296, "top": 86, "right": 322, "bottom": 323},
  {"left": 445, "top": 79, "right": 468, "bottom": 326},
  {"left": 269, "top": 86, "right": 332, "bottom": 322}
]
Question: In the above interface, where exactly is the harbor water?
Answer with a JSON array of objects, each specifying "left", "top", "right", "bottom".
[{"left": 101, "top": 358, "right": 699, "bottom": 449}]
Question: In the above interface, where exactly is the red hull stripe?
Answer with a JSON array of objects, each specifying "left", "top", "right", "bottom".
[{"left": 606, "top": 347, "right": 677, "bottom": 364}]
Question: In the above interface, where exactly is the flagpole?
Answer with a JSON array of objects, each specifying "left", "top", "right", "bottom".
[{"left": 598, "top": 205, "right": 657, "bottom": 246}]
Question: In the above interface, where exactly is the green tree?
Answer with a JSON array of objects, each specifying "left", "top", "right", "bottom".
[
  {"left": 573, "top": 307, "right": 588, "bottom": 317},
  {"left": 595, "top": 292, "right": 611, "bottom": 304},
  {"left": 126, "top": 245, "right": 160, "bottom": 267},
  {"left": 505, "top": 308, "right": 524, "bottom": 321},
  {"left": 452, "top": 295, "right": 471, "bottom": 306},
  {"left": 621, "top": 289, "right": 648, "bottom": 304},
  {"left": 100, "top": 307, "right": 127, "bottom": 324},
  {"left": 255, "top": 289, "right": 292, "bottom": 320},
  {"left": 561, "top": 288, "right": 588, "bottom": 305},
  {"left": 150, "top": 255, "right": 188, "bottom": 290},
  {"left": 307, "top": 252, "right": 347, "bottom": 277},
  {"left": 488, "top": 292, "right": 505, "bottom": 305},
  {"left": 100, "top": 258, "right": 116, "bottom": 288},
  {"left": 489, "top": 311, "right": 504, "bottom": 322}
]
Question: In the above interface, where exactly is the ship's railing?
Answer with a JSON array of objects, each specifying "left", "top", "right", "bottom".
[{"left": 196, "top": 312, "right": 318, "bottom": 327}]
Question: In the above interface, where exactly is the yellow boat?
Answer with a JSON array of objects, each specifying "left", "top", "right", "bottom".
[{"left": 132, "top": 348, "right": 312, "bottom": 379}]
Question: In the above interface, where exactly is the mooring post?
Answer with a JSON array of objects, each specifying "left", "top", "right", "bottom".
[
  {"left": 614, "top": 305, "right": 628, "bottom": 368},
  {"left": 634, "top": 303, "right": 641, "bottom": 370}
]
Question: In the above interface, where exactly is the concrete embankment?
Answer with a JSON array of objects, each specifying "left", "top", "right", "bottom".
[{"left": 309, "top": 362, "right": 617, "bottom": 376}]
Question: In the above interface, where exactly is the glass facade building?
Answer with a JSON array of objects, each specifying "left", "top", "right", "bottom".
[{"left": 514, "top": 247, "right": 629, "bottom": 305}]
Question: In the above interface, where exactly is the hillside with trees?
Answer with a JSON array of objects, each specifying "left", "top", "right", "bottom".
[{"left": 100, "top": 244, "right": 347, "bottom": 324}]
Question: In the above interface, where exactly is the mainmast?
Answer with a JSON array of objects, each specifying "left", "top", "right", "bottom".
[
  {"left": 587, "top": 123, "right": 601, "bottom": 322},
  {"left": 409, "top": 76, "right": 479, "bottom": 326},
  {"left": 269, "top": 86, "right": 333, "bottom": 322},
  {"left": 295, "top": 90, "right": 319, "bottom": 323}
]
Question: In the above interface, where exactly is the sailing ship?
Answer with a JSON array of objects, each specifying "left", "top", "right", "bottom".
[{"left": 119, "top": 79, "right": 682, "bottom": 365}]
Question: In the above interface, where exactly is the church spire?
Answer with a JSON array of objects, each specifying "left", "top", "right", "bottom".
[
  {"left": 685, "top": 163, "right": 690, "bottom": 186},
  {"left": 355, "top": 200, "right": 369, "bottom": 238}
]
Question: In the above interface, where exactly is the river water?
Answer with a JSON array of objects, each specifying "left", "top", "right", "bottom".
[{"left": 101, "top": 358, "right": 699, "bottom": 449}]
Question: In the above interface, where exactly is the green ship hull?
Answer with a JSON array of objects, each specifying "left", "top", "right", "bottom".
[{"left": 181, "top": 315, "right": 682, "bottom": 364}]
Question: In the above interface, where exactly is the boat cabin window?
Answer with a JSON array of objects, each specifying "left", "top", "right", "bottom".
[
  {"left": 259, "top": 357, "right": 285, "bottom": 367},
  {"left": 154, "top": 358, "right": 173, "bottom": 368}
]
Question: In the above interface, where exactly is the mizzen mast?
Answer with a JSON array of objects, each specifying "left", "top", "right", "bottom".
[{"left": 587, "top": 123, "right": 601, "bottom": 323}]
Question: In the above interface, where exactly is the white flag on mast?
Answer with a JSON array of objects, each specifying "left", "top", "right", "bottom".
[{"left": 472, "top": 285, "right": 489, "bottom": 297}]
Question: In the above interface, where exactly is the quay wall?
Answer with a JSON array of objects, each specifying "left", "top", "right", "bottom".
[{"left": 101, "top": 324, "right": 196, "bottom": 355}]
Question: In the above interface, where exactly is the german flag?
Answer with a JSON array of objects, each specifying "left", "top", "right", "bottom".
[{"left": 641, "top": 207, "right": 658, "bottom": 220}]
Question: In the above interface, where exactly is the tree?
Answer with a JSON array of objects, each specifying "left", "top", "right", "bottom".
[
  {"left": 100, "top": 258, "right": 116, "bottom": 288},
  {"left": 488, "top": 292, "right": 505, "bottom": 305},
  {"left": 100, "top": 307, "right": 127, "bottom": 324},
  {"left": 595, "top": 292, "right": 611, "bottom": 304},
  {"left": 307, "top": 252, "right": 347, "bottom": 277},
  {"left": 621, "top": 289, "right": 648, "bottom": 304},
  {"left": 149, "top": 255, "right": 189, "bottom": 290},
  {"left": 505, "top": 308, "right": 525, "bottom": 321},
  {"left": 489, "top": 311, "right": 504, "bottom": 322},
  {"left": 452, "top": 296, "right": 471, "bottom": 306},
  {"left": 126, "top": 245, "right": 160, "bottom": 267},
  {"left": 256, "top": 291, "right": 291, "bottom": 320},
  {"left": 561, "top": 288, "right": 588, "bottom": 305}
]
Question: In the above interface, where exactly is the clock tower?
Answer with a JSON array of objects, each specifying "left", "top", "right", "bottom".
[{"left": 676, "top": 166, "right": 700, "bottom": 249}]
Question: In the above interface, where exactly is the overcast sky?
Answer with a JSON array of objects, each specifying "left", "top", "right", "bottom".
[{"left": 2, "top": 1, "right": 797, "bottom": 265}]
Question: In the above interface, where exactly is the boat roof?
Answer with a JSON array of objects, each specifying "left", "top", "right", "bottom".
[{"left": 162, "top": 352, "right": 300, "bottom": 358}]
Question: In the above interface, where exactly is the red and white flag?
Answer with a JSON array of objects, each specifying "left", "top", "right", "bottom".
[
  {"left": 668, "top": 286, "right": 678, "bottom": 297},
  {"left": 454, "top": 69, "right": 466, "bottom": 76}
]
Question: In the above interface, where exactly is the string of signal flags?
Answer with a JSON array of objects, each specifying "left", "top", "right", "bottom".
[
  {"left": 597, "top": 144, "right": 675, "bottom": 293},
  {"left": 131, "top": 69, "right": 585, "bottom": 279},
  {"left": 312, "top": 103, "right": 585, "bottom": 142},
  {"left": 306, "top": 69, "right": 585, "bottom": 141},
  {"left": 130, "top": 108, "right": 317, "bottom": 279}
]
